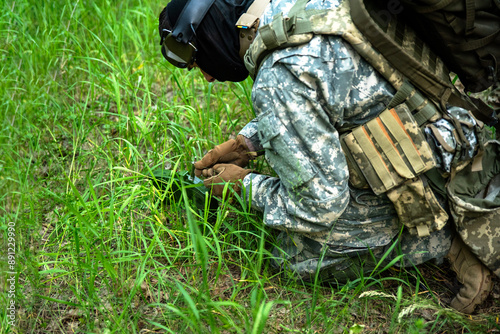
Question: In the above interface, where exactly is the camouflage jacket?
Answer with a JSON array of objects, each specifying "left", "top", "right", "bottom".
[{"left": 238, "top": 0, "right": 456, "bottom": 278}]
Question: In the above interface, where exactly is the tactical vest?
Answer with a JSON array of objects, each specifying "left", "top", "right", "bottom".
[{"left": 240, "top": 0, "right": 492, "bottom": 237}]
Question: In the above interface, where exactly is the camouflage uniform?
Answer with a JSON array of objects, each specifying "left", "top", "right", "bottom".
[
  {"left": 238, "top": 0, "right": 455, "bottom": 282},
  {"left": 487, "top": 82, "right": 500, "bottom": 111},
  {"left": 466, "top": 81, "right": 500, "bottom": 112}
]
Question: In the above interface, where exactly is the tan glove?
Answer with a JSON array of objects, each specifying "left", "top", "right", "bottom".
[
  {"left": 202, "top": 164, "right": 252, "bottom": 197},
  {"left": 194, "top": 135, "right": 255, "bottom": 177}
]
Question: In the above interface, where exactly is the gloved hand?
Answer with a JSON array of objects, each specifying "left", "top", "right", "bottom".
[
  {"left": 201, "top": 163, "right": 252, "bottom": 197},
  {"left": 194, "top": 135, "right": 255, "bottom": 177}
]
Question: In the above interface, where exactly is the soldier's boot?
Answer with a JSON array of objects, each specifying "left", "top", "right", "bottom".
[{"left": 447, "top": 236, "right": 493, "bottom": 314}]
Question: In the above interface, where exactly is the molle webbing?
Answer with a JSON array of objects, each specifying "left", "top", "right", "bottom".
[
  {"left": 244, "top": 0, "right": 410, "bottom": 102},
  {"left": 340, "top": 99, "right": 448, "bottom": 238},
  {"left": 349, "top": 0, "right": 451, "bottom": 106},
  {"left": 341, "top": 104, "right": 436, "bottom": 195},
  {"left": 244, "top": 0, "right": 410, "bottom": 87},
  {"left": 245, "top": 0, "right": 349, "bottom": 79},
  {"left": 236, "top": 0, "right": 271, "bottom": 59},
  {"left": 245, "top": 0, "right": 455, "bottom": 237},
  {"left": 387, "top": 81, "right": 442, "bottom": 126}
]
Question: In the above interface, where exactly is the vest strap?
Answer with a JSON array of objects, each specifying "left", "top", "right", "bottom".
[{"left": 236, "top": 0, "right": 271, "bottom": 59}]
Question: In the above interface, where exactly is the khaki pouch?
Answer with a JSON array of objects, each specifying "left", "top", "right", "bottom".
[
  {"left": 386, "top": 176, "right": 448, "bottom": 237},
  {"left": 341, "top": 104, "right": 436, "bottom": 194},
  {"left": 341, "top": 104, "right": 449, "bottom": 237}
]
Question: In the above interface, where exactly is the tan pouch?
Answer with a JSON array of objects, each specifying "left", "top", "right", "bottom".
[
  {"left": 387, "top": 176, "right": 448, "bottom": 237},
  {"left": 341, "top": 104, "right": 449, "bottom": 237},
  {"left": 341, "top": 104, "right": 436, "bottom": 194}
]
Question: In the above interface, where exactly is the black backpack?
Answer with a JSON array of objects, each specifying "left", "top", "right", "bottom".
[
  {"left": 350, "top": 0, "right": 500, "bottom": 126},
  {"left": 400, "top": 0, "right": 500, "bottom": 93}
]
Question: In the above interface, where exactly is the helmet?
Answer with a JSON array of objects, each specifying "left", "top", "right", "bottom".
[{"left": 159, "top": 0, "right": 215, "bottom": 68}]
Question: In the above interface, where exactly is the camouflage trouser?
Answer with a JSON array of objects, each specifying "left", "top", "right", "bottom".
[
  {"left": 472, "top": 81, "right": 500, "bottom": 111},
  {"left": 269, "top": 186, "right": 454, "bottom": 283},
  {"left": 271, "top": 223, "right": 453, "bottom": 284}
]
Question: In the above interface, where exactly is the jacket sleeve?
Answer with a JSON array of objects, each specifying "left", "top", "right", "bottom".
[
  {"left": 238, "top": 119, "right": 264, "bottom": 154},
  {"left": 241, "top": 56, "right": 352, "bottom": 233},
  {"left": 241, "top": 34, "right": 397, "bottom": 234}
]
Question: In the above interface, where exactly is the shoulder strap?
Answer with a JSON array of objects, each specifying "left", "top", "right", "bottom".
[
  {"left": 244, "top": 0, "right": 350, "bottom": 78},
  {"left": 236, "top": 0, "right": 271, "bottom": 59},
  {"left": 236, "top": 0, "right": 270, "bottom": 28}
]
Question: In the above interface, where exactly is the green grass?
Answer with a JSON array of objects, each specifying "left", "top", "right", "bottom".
[{"left": 0, "top": 0, "right": 499, "bottom": 333}]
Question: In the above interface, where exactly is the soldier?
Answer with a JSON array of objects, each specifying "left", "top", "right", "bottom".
[{"left": 158, "top": 0, "right": 495, "bottom": 313}]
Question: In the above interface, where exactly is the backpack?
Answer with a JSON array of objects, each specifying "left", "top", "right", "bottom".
[
  {"left": 397, "top": 0, "right": 500, "bottom": 94},
  {"left": 349, "top": 0, "right": 499, "bottom": 128}
]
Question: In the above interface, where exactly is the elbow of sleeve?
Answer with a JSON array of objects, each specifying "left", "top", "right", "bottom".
[{"left": 285, "top": 186, "right": 350, "bottom": 227}]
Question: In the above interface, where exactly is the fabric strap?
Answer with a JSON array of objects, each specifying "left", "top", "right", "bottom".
[{"left": 236, "top": 0, "right": 271, "bottom": 59}]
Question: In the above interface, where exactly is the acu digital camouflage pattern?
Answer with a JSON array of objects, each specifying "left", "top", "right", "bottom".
[
  {"left": 485, "top": 82, "right": 500, "bottom": 111},
  {"left": 387, "top": 176, "right": 449, "bottom": 237},
  {"left": 245, "top": 0, "right": 486, "bottom": 173},
  {"left": 265, "top": 187, "right": 453, "bottom": 283},
  {"left": 465, "top": 81, "right": 500, "bottom": 140},
  {"left": 447, "top": 141, "right": 500, "bottom": 278},
  {"left": 238, "top": 0, "right": 455, "bottom": 280},
  {"left": 424, "top": 106, "right": 482, "bottom": 173}
]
